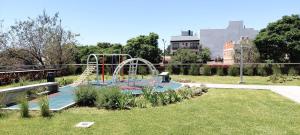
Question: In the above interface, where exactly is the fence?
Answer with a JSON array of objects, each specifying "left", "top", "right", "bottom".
[{"left": 0, "top": 63, "right": 300, "bottom": 86}]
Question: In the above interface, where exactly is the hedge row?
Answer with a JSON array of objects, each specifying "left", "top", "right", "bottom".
[{"left": 167, "top": 64, "right": 300, "bottom": 76}]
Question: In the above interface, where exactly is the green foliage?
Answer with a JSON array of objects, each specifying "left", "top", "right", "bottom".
[
  {"left": 202, "top": 65, "right": 211, "bottom": 76},
  {"left": 166, "top": 64, "right": 173, "bottom": 74},
  {"left": 228, "top": 65, "right": 239, "bottom": 76},
  {"left": 288, "top": 67, "right": 298, "bottom": 76},
  {"left": 158, "top": 92, "right": 170, "bottom": 105},
  {"left": 138, "top": 66, "right": 147, "bottom": 79},
  {"left": 134, "top": 96, "right": 150, "bottom": 108},
  {"left": 199, "top": 47, "right": 211, "bottom": 63},
  {"left": 268, "top": 74, "right": 287, "bottom": 83},
  {"left": 254, "top": 14, "right": 300, "bottom": 63},
  {"left": 75, "top": 85, "right": 98, "bottom": 106},
  {"left": 189, "top": 64, "right": 200, "bottom": 75},
  {"left": 19, "top": 77, "right": 29, "bottom": 86},
  {"left": 244, "top": 65, "right": 254, "bottom": 76},
  {"left": 167, "top": 90, "right": 182, "bottom": 103},
  {"left": 124, "top": 33, "right": 162, "bottom": 63},
  {"left": 257, "top": 64, "right": 268, "bottom": 76},
  {"left": 58, "top": 78, "right": 74, "bottom": 87},
  {"left": 117, "top": 92, "right": 135, "bottom": 110},
  {"left": 172, "top": 49, "right": 199, "bottom": 64},
  {"left": 178, "top": 87, "right": 193, "bottom": 99},
  {"left": 216, "top": 67, "right": 224, "bottom": 76},
  {"left": 272, "top": 64, "right": 282, "bottom": 75},
  {"left": 19, "top": 98, "right": 30, "bottom": 118},
  {"left": 96, "top": 87, "right": 132, "bottom": 110},
  {"left": 38, "top": 96, "right": 51, "bottom": 117}
]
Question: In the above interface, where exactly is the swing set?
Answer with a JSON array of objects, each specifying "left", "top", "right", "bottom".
[{"left": 86, "top": 54, "right": 132, "bottom": 85}]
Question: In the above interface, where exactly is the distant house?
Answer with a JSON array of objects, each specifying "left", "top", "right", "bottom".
[
  {"left": 200, "top": 21, "right": 258, "bottom": 59},
  {"left": 170, "top": 30, "right": 201, "bottom": 55},
  {"left": 223, "top": 37, "right": 249, "bottom": 65}
]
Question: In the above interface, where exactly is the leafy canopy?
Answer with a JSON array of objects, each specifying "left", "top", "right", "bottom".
[{"left": 254, "top": 14, "right": 300, "bottom": 62}]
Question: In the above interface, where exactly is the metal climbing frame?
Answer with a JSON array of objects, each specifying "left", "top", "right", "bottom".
[
  {"left": 86, "top": 54, "right": 132, "bottom": 85},
  {"left": 112, "top": 58, "right": 159, "bottom": 86}
]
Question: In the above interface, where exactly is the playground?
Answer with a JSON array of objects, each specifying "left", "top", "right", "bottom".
[{"left": 3, "top": 54, "right": 182, "bottom": 111}]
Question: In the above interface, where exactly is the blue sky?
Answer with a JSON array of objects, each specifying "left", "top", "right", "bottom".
[{"left": 1, "top": 0, "right": 300, "bottom": 49}]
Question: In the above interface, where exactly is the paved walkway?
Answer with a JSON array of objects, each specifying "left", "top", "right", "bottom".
[{"left": 182, "top": 83, "right": 300, "bottom": 103}]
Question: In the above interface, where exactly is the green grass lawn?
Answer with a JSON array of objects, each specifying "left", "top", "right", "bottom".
[
  {"left": 1, "top": 89, "right": 300, "bottom": 135},
  {"left": 171, "top": 75, "right": 300, "bottom": 86}
]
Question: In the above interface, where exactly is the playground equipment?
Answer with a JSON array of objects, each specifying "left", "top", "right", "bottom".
[
  {"left": 73, "top": 54, "right": 132, "bottom": 86},
  {"left": 72, "top": 54, "right": 160, "bottom": 88},
  {"left": 112, "top": 58, "right": 160, "bottom": 86}
]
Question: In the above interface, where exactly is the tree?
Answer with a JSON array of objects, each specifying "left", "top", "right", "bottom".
[
  {"left": 172, "top": 49, "right": 199, "bottom": 64},
  {"left": 234, "top": 40, "right": 260, "bottom": 63},
  {"left": 199, "top": 47, "right": 211, "bottom": 63},
  {"left": 1, "top": 11, "right": 77, "bottom": 66},
  {"left": 124, "top": 33, "right": 162, "bottom": 63},
  {"left": 254, "top": 14, "right": 300, "bottom": 63}
]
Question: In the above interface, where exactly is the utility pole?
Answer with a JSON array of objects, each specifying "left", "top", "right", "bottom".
[
  {"left": 162, "top": 39, "right": 166, "bottom": 64},
  {"left": 239, "top": 36, "right": 249, "bottom": 84}
]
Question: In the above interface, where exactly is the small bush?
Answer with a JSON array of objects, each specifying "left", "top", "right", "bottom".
[
  {"left": 191, "top": 87, "right": 203, "bottom": 96},
  {"left": 216, "top": 67, "right": 224, "bottom": 76},
  {"left": 75, "top": 85, "right": 98, "bottom": 106},
  {"left": 117, "top": 92, "right": 135, "bottom": 110},
  {"left": 38, "top": 96, "right": 51, "bottom": 117},
  {"left": 272, "top": 64, "right": 282, "bottom": 75},
  {"left": 188, "top": 64, "right": 200, "bottom": 75},
  {"left": 228, "top": 65, "right": 239, "bottom": 76},
  {"left": 178, "top": 87, "right": 193, "bottom": 99},
  {"left": 96, "top": 87, "right": 131, "bottom": 110},
  {"left": 257, "top": 64, "right": 268, "bottom": 76},
  {"left": 158, "top": 92, "right": 170, "bottom": 105},
  {"left": 19, "top": 98, "right": 30, "bottom": 118},
  {"left": 168, "top": 90, "right": 182, "bottom": 103},
  {"left": 288, "top": 67, "right": 298, "bottom": 76},
  {"left": 134, "top": 96, "right": 150, "bottom": 108},
  {"left": 58, "top": 78, "right": 74, "bottom": 86},
  {"left": 202, "top": 65, "right": 211, "bottom": 76},
  {"left": 244, "top": 65, "right": 254, "bottom": 76}
]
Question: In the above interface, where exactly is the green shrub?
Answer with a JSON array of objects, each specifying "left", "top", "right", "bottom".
[
  {"left": 244, "top": 65, "right": 254, "bottom": 76},
  {"left": 75, "top": 85, "right": 98, "bottom": 106},
  {"left": 188, "top": 64, "right": 200, "bottom": 75},
  {"left": 141, "top": 87, "right": 153, "bottom": 101},
  {"left": 117, "top": 92, "right": 135, "bottom": 110},
  {"left": 58, "top": 78, "right": 74, "bottom": 86},
  {"left": 38, "top": 96, "right": 51, "bottom": 117},
  {"left": 191, "top": 87, "right": 203, "bottom": 96},
  {"left": 166, "top": 64, "right": 173, "bottom": 74},
  {"left": 134, "top": 96, "right": 150, "bottom": 108},
  {"left": 257, "top": 64, "right": 268, "bottom": 76},
  {"left": 167, "top": 90, "right": 182, "bottom": 103},
  {"left": 228, "top": 65, "right": 239, "bottom": 76},
  {"left": 96, "top": 87, "right": 131, "bottom": 110},
  {"left": 158, "top": 92, "right": 170, "bottom": 105},
  {"left": 202, "top": 65, "right": 211, "bottom": 76},
  {"left": 19, "top": 98, "right": 30, "bottom": 118},
  {"left": 178, "top": 87, "right": 193, "bottom": 99},
  {"left": 288, "top": 67, "right": 298, "bottom": 76},
  {"left": 216, "top": 67, "right": 224, "bottom": 76},
  {"left": 268, "top": 74, "right": 287, "bottom": 83},
  {"left": 272, "top": 64, "right": 282, "bottom": 75}
]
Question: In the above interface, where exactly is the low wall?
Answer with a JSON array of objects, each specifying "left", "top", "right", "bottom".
[{"left": 0, "top": 82, "right": 58, "bottom": 105}]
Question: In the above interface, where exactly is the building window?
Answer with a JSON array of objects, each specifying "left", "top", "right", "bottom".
[{"left": 172, "top": 43, "right": 179, "bottom": 50}]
